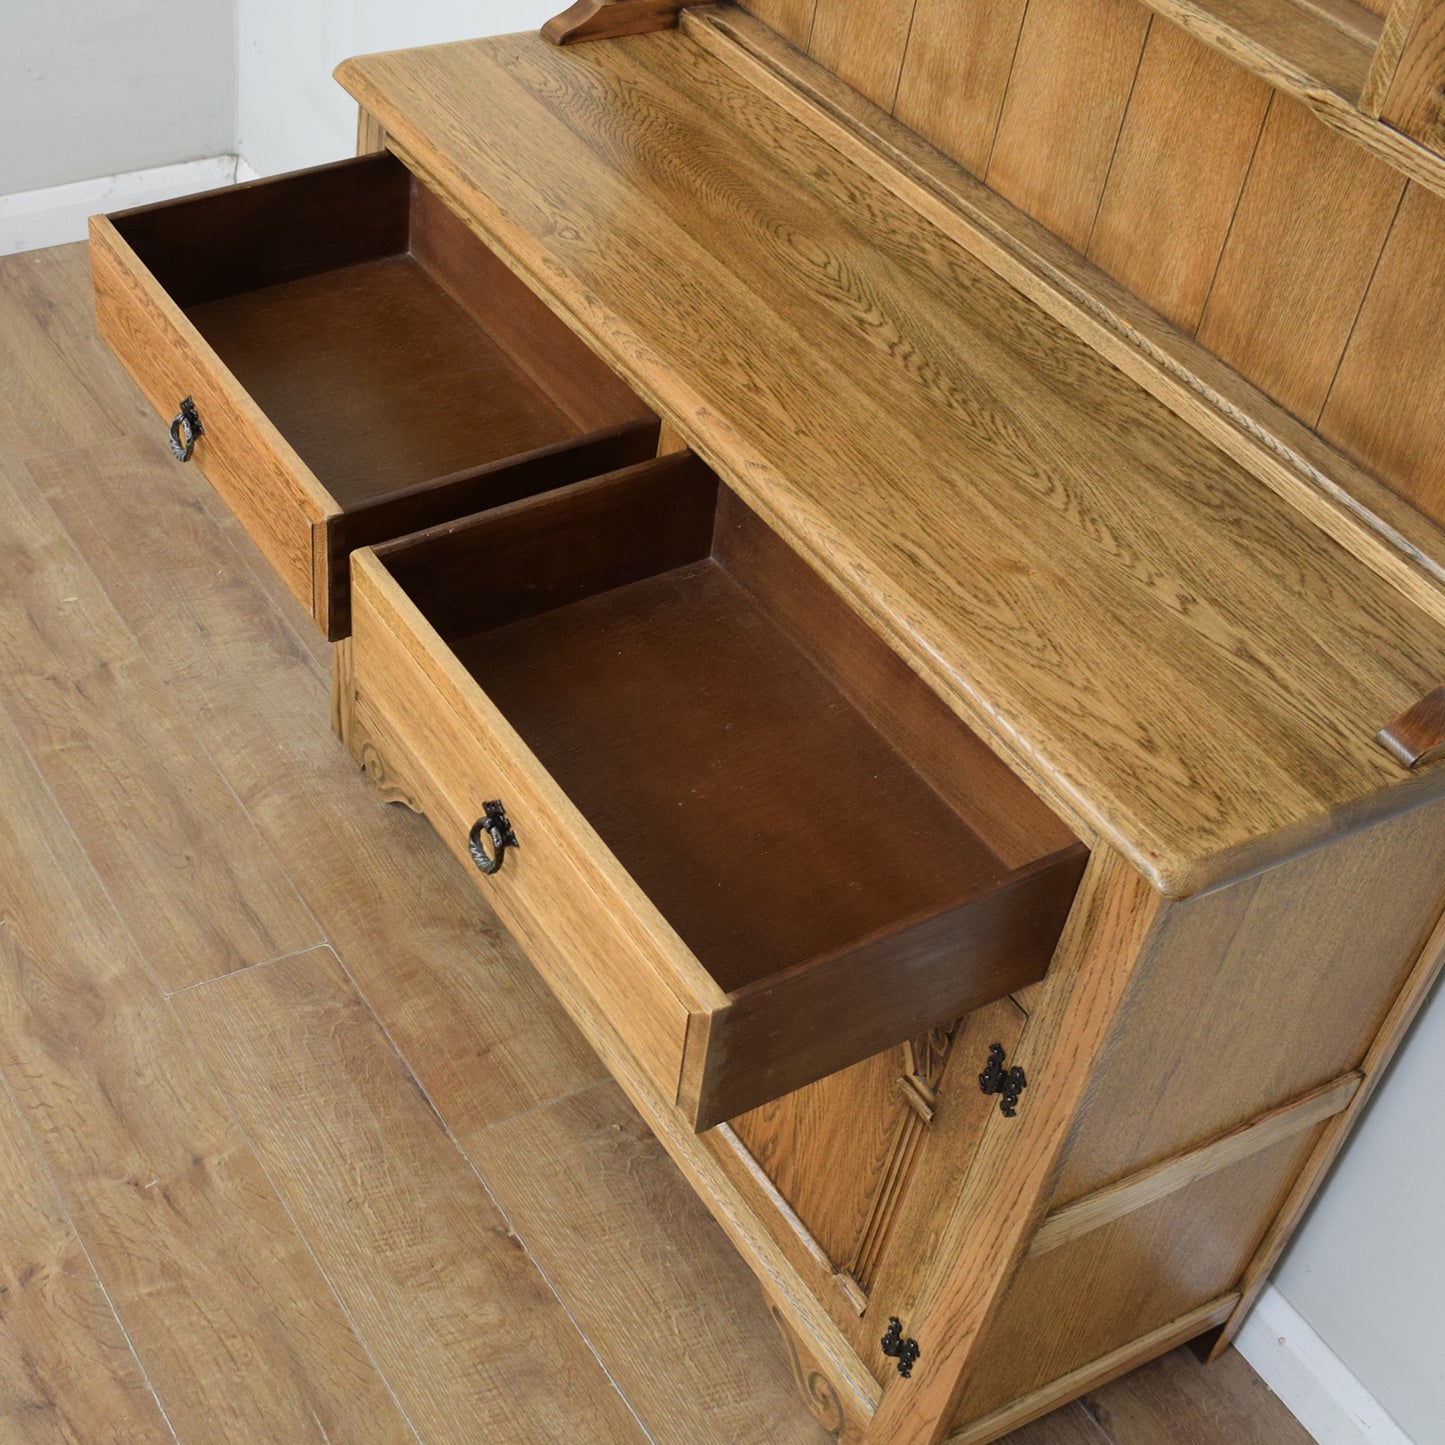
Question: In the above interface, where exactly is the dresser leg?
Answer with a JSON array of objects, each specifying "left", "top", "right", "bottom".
[
  {"left": 769, "top": 1303, "right": 868, "bottom": 1443},
  {"left": 330, "top": 638, "right": 356, "bottom": 749}
]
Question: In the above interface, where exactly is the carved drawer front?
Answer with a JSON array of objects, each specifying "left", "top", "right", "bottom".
[
  {"left": 348, "top": 450, "right": 1087, "bottom": 1130},
  {"left": 90, "top": 150, "right": 657, "bottom": 639}
]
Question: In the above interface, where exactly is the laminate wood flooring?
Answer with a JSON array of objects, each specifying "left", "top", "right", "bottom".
[{"left": 0, "top": 240, "right": 1319, "bottom": 1443}]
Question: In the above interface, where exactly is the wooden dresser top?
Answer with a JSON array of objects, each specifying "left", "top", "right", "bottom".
[{"left": 336, "top": 17, "right": 1445, "bottom": 897}]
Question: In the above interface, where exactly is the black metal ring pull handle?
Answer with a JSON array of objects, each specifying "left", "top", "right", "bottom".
[
  {"left": 468, "top": 800, "right": 518, "bottom": 876},
  {"left": 168, "top": 396, "right": 204, "bottom": 462}
]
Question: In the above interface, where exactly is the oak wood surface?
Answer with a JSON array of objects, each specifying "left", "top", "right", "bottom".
[
  {"left": 953, "top": 1128, "right": 1320, "bottom": 1424},
  {"left": 1029, "top": 1073, "right": 1359, "bottom": 1257},
  {"left": 1196, "top": 94, "right": 1406, "bottom": 419},
  {"left": 544, "top": 0, "right": 690, "bottom": 45},
  {"left": 806, "top": 0, "right": 917, "bottom": 111},
  {"left": 3, "top": 443, "right": 321, "bottom": 989},
  {"left": 1377, "top": 0, "right": 1445, "bottom": 144},
  {"left": 172, "top": 946, "right": 649, "bottom": 1443},
  {"left": 1319, "top": 181, "right": 1445, "bottom": 524},
  {"left": 892, "top": 0, "right": 1030, "bottom": 177},
  {"left": 1053, "top": 797, "right": 1445, "bottom": 1202},
  {"left": 986, "top": 0, "right": 1153, "bottom": 252},
  {"left": 1087, "top": 21, "right": 1272, "bottom": 331},
  {"left": 689, "top": 4, "right": 1445, "bottom": 616},
  {"left": 336, "top": 26, "right": 1445, "bottom": 899},
  {"left": 864, "top": 851, "right": 1165, "bottom": 1444}
]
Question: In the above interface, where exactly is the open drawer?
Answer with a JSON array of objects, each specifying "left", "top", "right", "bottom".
[
  {"left": 348, "top": 453, "right": 1088, "bottom": 1130},
  {"left": 90, "top": 152, "right": 658, "bottom": 638}
]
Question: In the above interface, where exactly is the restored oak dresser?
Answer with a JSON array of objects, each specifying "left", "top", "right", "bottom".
[{"left": 91, "top": 2, "right": 1445, "bottom": 1441}]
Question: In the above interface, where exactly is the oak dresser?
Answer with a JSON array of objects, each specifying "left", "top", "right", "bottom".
[{"left": 90, "top": 2, "right": 1445, "bottom": 1441}]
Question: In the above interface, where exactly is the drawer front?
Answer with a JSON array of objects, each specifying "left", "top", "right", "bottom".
[
  {"left": 349, "top": 551, "right": 722, "bottom": 1108},
  {"left": 91, "top": 214, "right": 328, "bottom": 618}
]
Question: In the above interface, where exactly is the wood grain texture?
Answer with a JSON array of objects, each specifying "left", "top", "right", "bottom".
[
  {"left": 740, "top": 0, "right": 817, "bottom": 46},
  {"left": 173, "top": 947, "right": 648, "bottom": 1443},
  {"left": 0, "top": 1078, "right": 169, "bottom": 1443},
  {"left": 1053, "top": 798, "right": 1445, "bottom": 1202},
  {"left": 1196, "top": 94, "right": 1405, "bottom": 419},
  {"left": 690, "top": 4, "right": 1445, "bottom": 616},
  {"left": 892, "top": 0, "right": 1029, "bottom": 176},
  {"left": 1030, "top": 1073, "right": 1358, "bottom": 1257},
  {"left": 863, "top": 851, "right": 1164, "bottom": 1444},
  {"left": 89, "top": 214, "right": 329, "bottom": 619},
  {"left": 0, "top": 702, "right": 412, "bottom": 1443},
  {"left": 35, "top": 432, "right": 605, "bottom": 1137},
  {"left": 987, "top": 0, "right": 1153, "bottom": 251},
  {"left": 952, "top": 1128, "right": 1320, "bottom": 1425},
  {"left": 3, "top": 443, "right": 321, "bottom": 989},
  {"left": 1380, "top": 0, "right": 1445, "bottom": 145},
  {"left": 807, "top": 0, "right": 918, "bottom": 111},
  {"left": 337, "top": 27, "right": 1445, "bottom": 898},
  {"left": 471, "top": 1081, "right": 822, "bottom": 1443},
  {"left": 544, "top": 0, "right": 689, "bottom": 44},
  {"left": 1088, "top": 21, "right": 1272, "bottom": 331},
  {"left": 1210, "top": 885, "right": 1445, "bottom": 1356},
  {"left": 1319, "top": 181, "right": 1445, "bottom": 524},
  {"left": 945, "top": 1301, "right": 1237, "bottom": 1444}
]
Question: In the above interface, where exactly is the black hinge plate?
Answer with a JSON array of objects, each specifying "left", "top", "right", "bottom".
[{"left": 978, "top": 1043, "right": 1027, "bottom": 1117}]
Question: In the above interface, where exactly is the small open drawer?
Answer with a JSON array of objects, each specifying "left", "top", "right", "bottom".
[
  {"left": 349, "top": 453, "right": 1088, "bottom": 1130},
  {"left": 90, "top": 152, "right": 658, "bottom": 638}
]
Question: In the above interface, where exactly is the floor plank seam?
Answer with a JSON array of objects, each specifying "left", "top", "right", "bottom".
[
  {"left": 163, "top": 942, "right": 339, "bottom": 999},
  {"left": 162, "top": 977, "right": 428, "bottom": 1445},
  {"left": 13, "top": 449, "right": 331, "bottom": 976},
  {"left": 0, "top": 1066, "right": 183, "bottom": 1444},
  {"left": 313, "top": 941, "right": 664, "bottom": 1443},
  {"left": 466, "top": 1073, "right": 615, "bottom": 1138}
]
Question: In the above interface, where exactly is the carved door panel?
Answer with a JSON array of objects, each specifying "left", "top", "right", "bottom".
[{"left": 731, "top": 996, "right": 1028, "bottom": 1313}]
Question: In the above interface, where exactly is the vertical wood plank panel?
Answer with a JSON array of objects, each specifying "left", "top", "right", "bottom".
[
  {"left": 892, "top": 0, "right": 1029, "bottom": 176},
  {"left": 1319, "top": 183, "right": 1445, "bottom": 524},
  {"left": 741, "top": 0, "right": 818, "bottom": 49},
  {"left": 987, "top": 0, "right": 1154, "bottom": 251},
  {"left": 1196, "top": 96, "right": 1405, "bottom": 420},
  {"left": 808, "top": 0, "right": 918, "bottom": 111},
  {"left": 1088, "top": 22, "right": 1271, "bottom": 332},
  {"left": 1380, "top": 0, "right": 1445, "bottom": 148}
]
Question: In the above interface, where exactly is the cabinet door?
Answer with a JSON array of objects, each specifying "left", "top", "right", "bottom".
[{"left": 714, "top": 997, "right": 1028, "bottom": 1364}]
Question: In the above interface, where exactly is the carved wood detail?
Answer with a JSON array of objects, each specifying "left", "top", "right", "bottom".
[
  {"left": 770, "top": 1304, "right": 853, "bottom": 1440},
  {"left": 543, "top": 0, "right": 689, "bottom": 45}
]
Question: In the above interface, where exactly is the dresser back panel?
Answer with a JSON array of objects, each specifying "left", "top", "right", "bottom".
[{"left": 740, "top": 0, "right": 1445, "bottom": 529}]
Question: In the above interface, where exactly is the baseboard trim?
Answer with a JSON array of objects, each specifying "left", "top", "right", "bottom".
[
  {"left": 0, "top": 156, "right": 241, "bottom": 256},
  {"left": 1235, "top": 1285, "right": 1414, "bottom": 1444}
]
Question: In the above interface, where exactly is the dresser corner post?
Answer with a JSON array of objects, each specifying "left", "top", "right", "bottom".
[
  {"left": 861, "top": 849, "right": 1165, "bottom": 1445},
  {"left": 356, "top": 105, "right": 388, "bottom": 157}
]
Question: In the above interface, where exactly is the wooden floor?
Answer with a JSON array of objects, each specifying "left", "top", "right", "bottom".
[{"left": 0, "top": 241, "right": 1321, "bottom": 1444}]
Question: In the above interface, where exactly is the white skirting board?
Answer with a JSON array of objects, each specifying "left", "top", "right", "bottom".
[
  {"left": 1235, "top": 1285, "right": 1415, "bottom": 1445},
  {"left": 0, "top": 157, "right": 243, "bottom": 257}
]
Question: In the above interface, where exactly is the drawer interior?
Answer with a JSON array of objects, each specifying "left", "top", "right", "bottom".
[
  {"left": 378, "top": 454, "right": 1087, "bottom": 1022},
  {"left": 110, "top": 152, "right": 653, "bottom": 508}
]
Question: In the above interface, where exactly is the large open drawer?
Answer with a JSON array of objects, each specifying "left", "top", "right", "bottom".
[
  {"left": 90, "top": 151, "right": 658, "bottom": 638},
  {"left": 347, "top": 452, "right": 1088, "bottom": 1130}
]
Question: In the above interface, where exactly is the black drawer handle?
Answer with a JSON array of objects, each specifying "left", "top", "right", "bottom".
[
  {"left": 469, "top": 800, "right": 518, "bottom": 875},
  {"left": 168, "top": 396, "right": 204, "bottom": 462}
]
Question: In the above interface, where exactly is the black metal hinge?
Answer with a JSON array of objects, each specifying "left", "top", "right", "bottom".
[
  {"left": 978, "top": 1043, "right": 1027, "bottom": 1117},
  {"left": 881, "top": 1317, "right": 921, "bottom": 1378}
]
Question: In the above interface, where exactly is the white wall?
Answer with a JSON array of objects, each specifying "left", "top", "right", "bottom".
[
  {"left": 1271, "top": 979, "right": 1445, "bottom": 1445},
  {"left": 0, "top": 0, "right": 235, "bottom": 194},
  {"left": 235, "top": 0, "right": 558, "bottom": 177}
]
